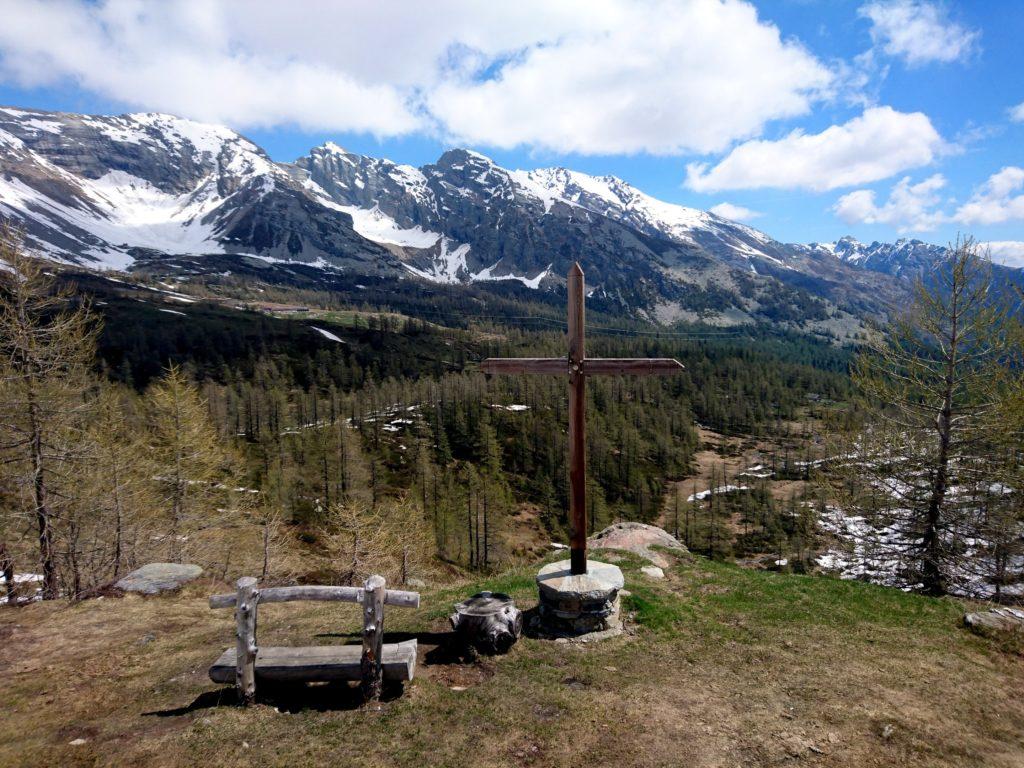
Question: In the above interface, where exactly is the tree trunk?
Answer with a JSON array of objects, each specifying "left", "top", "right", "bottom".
[
  {"left": 0, "top": 542, "right": 14, "bottom": 604},
  {"left": 451, "top": 592, "right": 522, "bottom": 654},
  {"left": 28, "top": 387, "right": 57, "bottom": 600},
  {"left": 112, "top": 460, "right": 124, "bottom": 579},
  {"left": 922, "top": 282, "right": 961, "bottom": 596}
]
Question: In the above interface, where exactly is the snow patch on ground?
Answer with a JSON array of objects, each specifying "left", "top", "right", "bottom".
[
  {"left": 311, "top": 326, "right": 346, "bottom": 343},
  {"left": 688, "top": 484, "right": 749, "bottom": 502},
  {"left": 402, "top": 238, "right": 471, "bottom": 284},
  {"left": 0, "top": 572, "right": 43, "bottom": 604}
]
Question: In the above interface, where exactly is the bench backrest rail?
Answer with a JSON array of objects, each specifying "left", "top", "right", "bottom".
[{"left": 209, "top": 584, "right": 420, "bottom": 610}]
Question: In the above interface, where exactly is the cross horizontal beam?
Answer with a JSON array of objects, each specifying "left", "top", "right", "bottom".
[{"left": 478, "top": 357, "right": 684, "bottom": 376}]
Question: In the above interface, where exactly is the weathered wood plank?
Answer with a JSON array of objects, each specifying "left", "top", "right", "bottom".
[
  {"left": 568, "top": 262, "right": 587, "bottom": 575},
  {"left": 361, "top": 575, "right": 386, "bottom": 701},
  {"left": 583, "top": 358, "right": 685, "bottom": 376},
  {"left": 209, "top": 641, "right": 418, "bottom": 684},
  {"left": 478, "top": 358, "right": 566, "bottom": 375},
  {"left": 209, "top": 584, "right": 420, "bottom": 610},
  {"left": 235, "top": 577, "right": 258, "bottom": 704}
]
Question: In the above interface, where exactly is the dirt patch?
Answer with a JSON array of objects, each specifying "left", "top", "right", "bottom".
[{"left": 423, "top": 658, "right": 496, "bottom": 689}]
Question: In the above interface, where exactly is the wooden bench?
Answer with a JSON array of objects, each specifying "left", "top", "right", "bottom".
[{"left": 208, "top": 575, "right": 420, "bottom": 703}]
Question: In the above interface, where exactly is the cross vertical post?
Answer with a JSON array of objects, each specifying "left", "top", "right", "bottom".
[
  {"left": 567, "top": 263, "right": 587, "bottom": 575},
  {"left": 477, "top": 263, "right": 684, "bottom": 583}
]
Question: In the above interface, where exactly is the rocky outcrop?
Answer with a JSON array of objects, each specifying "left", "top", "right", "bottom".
[
  {"left": 964, "top": 607, "right": 1024, "bottom": 636},
  {"left": 588, "top": 522, "right": 687, "bottom": 568}
]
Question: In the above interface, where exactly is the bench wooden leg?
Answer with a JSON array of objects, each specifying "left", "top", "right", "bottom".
[
  {"left": 235, "top": 577, "right": 259, "bottom": 705},
  {"left": 360, "top": 575, "right": 385, "bottom": 702}
]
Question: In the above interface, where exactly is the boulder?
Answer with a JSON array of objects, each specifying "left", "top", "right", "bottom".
[
  {"left": 115, "top": 563, "right": 203, "bottom": 595},
  {"left": 587, "top": 522, "right": 687, "bottom": 567},
  {"left": 964, "top": 607, "right": 1024, "bottom": 635}
]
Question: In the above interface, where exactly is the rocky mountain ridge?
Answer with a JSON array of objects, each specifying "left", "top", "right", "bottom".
[{"left": 0, "top": 106, "right": 967, "bottom": 328}]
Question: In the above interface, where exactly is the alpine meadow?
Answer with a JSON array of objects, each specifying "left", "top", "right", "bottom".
[{"left": 1, "top": 2, "right": 1023, "bottom": 767}]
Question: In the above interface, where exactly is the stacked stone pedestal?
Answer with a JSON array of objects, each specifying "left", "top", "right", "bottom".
[{"left": 536, "top": 560, "right": 624, "bottom": 637}]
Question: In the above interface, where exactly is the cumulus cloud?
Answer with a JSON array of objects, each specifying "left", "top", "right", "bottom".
[
  {"left": 981, "top": 241, "right": 1024, "bottom": 269},
  {"left": 833, "top": 174, "right": 946, "bottom": 232},
  {"left": 428, "top": 0, "right": 834, "bottom": 154},
  {"left": 0, "top": 0, "right": 836, "bottom": 154},
  {"left": 1010, "top": 102, "right": 1024, "bottom": 123},
  {"left": 685, "top": 107, "right": 945, "bottom": 193},
  {"left": 955, "top": 167, "right": 1024, "bottom": 225},
  {"left": 709, "top": 202, "right": 762, "bottom": 222},
  {"left": 859, "top": 0, "right": 979, "bottom": 66},
  {"left": 0, "top": 0, "right": 428, "bottom": 135}
]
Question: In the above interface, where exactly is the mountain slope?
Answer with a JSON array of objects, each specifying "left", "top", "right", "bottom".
[{"left": 0, "top": 106, "right": 967, "bottom": 328}]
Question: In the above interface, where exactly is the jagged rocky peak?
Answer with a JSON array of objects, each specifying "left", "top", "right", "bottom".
[
  {"left": 809, "top": 234, "right": 948, "bottom": 276},
  {"left": 0, "top": 107, "right": 274, "bottom": 194},
  {"left": 297, "top": 140, "right": 433, "bottom": 214},
  {"left": 428, "top": 148, "right": 513, "bottom": 193}
]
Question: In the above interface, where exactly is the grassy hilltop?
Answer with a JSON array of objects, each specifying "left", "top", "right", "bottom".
[{"left": 2, "top": 551, "right": 1022, "bottom": 768}]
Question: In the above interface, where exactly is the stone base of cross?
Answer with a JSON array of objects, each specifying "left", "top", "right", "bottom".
[{"left": 480, "top": 262, "right": 684, "bottom": 575}]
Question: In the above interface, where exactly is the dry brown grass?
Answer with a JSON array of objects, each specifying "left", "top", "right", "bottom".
[{"left": 1, "top": 554, "right": 1022, "bottom": 768}]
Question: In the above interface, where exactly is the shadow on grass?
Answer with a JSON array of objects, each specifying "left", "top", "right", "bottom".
[
  {"left": 310, "top": 630, "right": 485, "bottom": 666},
  {"left": 144, "top": 629, "right": 484, "bottom": 717},
  {"left": 143, "top": 680, "right": 409, "bottom": 716}
]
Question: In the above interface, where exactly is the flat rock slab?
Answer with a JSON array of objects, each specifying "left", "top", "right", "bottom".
[
  {"left": 537, "top": 560, "right": 624, "bottom": 601},
  {"left": 587, "top": 522, "right": 686, "bottom": 567},
  {"left": 115, "top": 563, "right": 203, "bottom": 594},
  {"left": 964, "top": 607, "right": 1024, "bottom": 635}
]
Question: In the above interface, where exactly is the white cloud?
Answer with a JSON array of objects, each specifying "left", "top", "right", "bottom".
[
  {"left": 833, "top": 174, "right": 946, "bottom": 232},
  {"left": 1010, "top": 102, "right": 1024, "bottom": 123},
  {"left": 709, "top": 202, "right": 762, "bottom": 222},
  {"left": 955, "top": 167, "right": 1024, "bottom": 225},
  {"left": 428, "top": 0, "right": 835, "bottom": 154},
  {"left": 0, "top": 0, "right": 420, "bottom": 135},
  {"left": 685, "top": 107, "right": 945, "bottom": 192},
  {"left": 0, "top": 0, "right": 836, "bottom": 154},
  {"left": 859, "top": 1, "right": 979, "bottom": 66},
  {"left": 982, "top": 241, "right": 1024, "bottom": 269}
]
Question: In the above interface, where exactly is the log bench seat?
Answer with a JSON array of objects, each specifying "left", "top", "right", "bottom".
[
  {"left": 209, "top": 640, "right": 418, "bottom": 684},
  {"left": 208, "top": 575, "right": 421, "bottom": 703}
]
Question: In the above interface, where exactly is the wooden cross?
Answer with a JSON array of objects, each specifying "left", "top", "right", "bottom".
[{"left": 480, "top": 263, "right": 684, "bottom": 575}]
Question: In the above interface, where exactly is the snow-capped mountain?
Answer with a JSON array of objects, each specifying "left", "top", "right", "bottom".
[
  {"left": 0, "top": 108, "right": 399, "bottom": 273},
  {"left": 802, "top": 236, "right": 949, "bottom": 277},
  {"left": 0, "top": 107, "right": 960, "bottom": 327}
]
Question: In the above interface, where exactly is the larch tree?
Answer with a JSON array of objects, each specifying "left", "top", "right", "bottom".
[
  {"left": 146, "top": 365, "right": 229, "bottom": 563},
  {"left": 81, "top": 386, "right": 154, "bottom": 582},
  {"left": 0, "top": 224, "right": 98, "bottom": 599},
  {"left": 845, "top": 237, "right": 1017, "bottom": 595}
]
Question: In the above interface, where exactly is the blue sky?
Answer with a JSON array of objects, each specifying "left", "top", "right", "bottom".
[{"left": 0, "top": 1, "right": 1021, "bottom": 262}]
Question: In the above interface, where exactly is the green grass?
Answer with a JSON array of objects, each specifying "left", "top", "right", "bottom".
[{"left": 1, "top": 553, "right": 1022, "bottom": 768}]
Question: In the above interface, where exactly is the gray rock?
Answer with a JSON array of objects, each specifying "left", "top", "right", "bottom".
[
  {"left": 964, "top": 607, "right": 1024, "bottom": 635},
  {"left": 115, "top": 563, "right": 203, "bottom": 595},
  {"left": 588, "top": 522, "right": 687, "bottom": 567},
  {"left": 640, "top": 565, "right": 665, "bottom": 579},
  {"left": 406, "top": 577, "right": 427, "bottom": 588}
]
